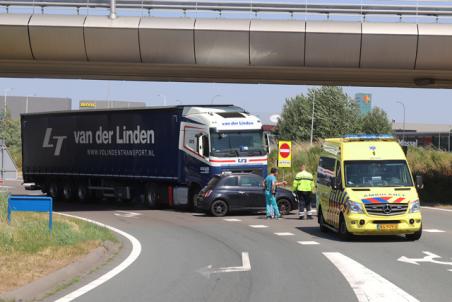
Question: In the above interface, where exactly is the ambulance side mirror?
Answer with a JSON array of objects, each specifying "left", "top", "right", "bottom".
[
  {"left": 415, "top": 175, "right": 424, "bottom": 190},
  {"left": 330, "top": 177, "right": 338, "bottom": 190}
]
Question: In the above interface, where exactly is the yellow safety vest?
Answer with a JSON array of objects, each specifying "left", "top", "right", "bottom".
[{"left": 293, "top": 170, "right": 314, "bottom": 192}]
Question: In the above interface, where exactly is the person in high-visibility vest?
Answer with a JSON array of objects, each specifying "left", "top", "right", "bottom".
[{"left": 293, "top": 164, "right": 314, "bottom": 220}]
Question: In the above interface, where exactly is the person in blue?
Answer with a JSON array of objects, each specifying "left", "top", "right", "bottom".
[{"left": 263, "top": 167, "right": 287, "bottom": 219}]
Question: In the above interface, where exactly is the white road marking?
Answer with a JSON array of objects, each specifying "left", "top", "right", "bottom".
[
  {"left": 198, "top": 252, "right": 251, "bottom": 278},
  {"left": 398, "top": 251, "right": 452, "bottom": 267},
  {"left": 54, "top": 213, "right": 142, "bottom": 302},
  {"left": 274, "top": 232, "right": 294, "bottom": 236},
  {"left": 224, "top": 218, "right": 242, "bottom": 222},
  {"left": 297, "top": 241, "right": 320, "bottom": 245},
  {"left": 424, "top": 229, "right": 446, "bottom": 233},
  {"left": 324, "top": 252, "right": 419, "bottom": 302},
  {"left": 249, "top": 224, "right": 268, "bottom": 228},
  {"left": 422, "top": 206, "right": 452, "bottom": 213},
  {"left": 113, "top": 211, "right": 142, "bottom": 218}
]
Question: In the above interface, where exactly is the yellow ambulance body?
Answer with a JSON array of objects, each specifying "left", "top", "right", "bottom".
[{"left": 316, "top": 135, "right": 422, "bottom": 240}]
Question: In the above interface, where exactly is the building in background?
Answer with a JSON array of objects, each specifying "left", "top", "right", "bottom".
[
  {"left": 0, "top": 96, "right": 71, "bottom": 119},
  {"left": 354, "top": 93, "right": 372, "bottom": 115},
  {"left": 79, "top": 100, "right": 146, "bottom": 110},
  {"left": 393, "top": 123, "right": 452, "bottom": 152}
]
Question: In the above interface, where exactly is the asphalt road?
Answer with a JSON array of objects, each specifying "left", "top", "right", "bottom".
[{"left": 5, "top": 181, "right": 452, "bottom": 302}]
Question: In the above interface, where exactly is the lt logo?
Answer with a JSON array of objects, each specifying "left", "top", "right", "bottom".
[{"left": 42, "top": 128, "right": 67, "bottom": 156}]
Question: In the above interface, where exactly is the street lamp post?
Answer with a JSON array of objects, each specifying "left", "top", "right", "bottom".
[
  {"left": 210, "top": 94, "right": 222, "bottom": 105},
  {"left": 310, "top": 90, "right": 315, "bottom": 146},
  {"left": 396, "top": 101, "right": 406, "bottom": 143},
  {"left": 2, "top": 88, "right": 12, "bottom": 181},
  {"left": 157, "top": 94, "right": 167, "bottom": 106}
]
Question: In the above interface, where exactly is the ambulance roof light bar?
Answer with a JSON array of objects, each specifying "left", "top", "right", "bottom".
[{"left": 343, "top": 134, "right": 395, "bottom": 140}]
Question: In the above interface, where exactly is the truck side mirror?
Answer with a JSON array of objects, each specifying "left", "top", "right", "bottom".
[
  {"left": 415, "top": 175, "right": 424, "bottom": 190},
  {"left": 330, "top": 177, "right": 338, "bottom": 190},
  {"left": 197, "top": 135, "right": 204, "bottom": 156}
]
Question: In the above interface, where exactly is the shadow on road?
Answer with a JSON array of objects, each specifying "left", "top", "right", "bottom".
[{"left": 296, "top": 226, "right": 409, "bottom": 243}]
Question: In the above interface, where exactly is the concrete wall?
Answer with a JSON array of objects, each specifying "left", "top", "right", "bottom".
[{"left": 0, "top": 96, "right": 72, "bottom": 119}]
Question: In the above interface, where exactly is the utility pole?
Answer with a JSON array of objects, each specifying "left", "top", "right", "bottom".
[
  {"left": 396, "top": 101, "right": 406, "bottom": 143},
  {"left": 310, "top": 90, "right": 315, "bottom": 146},
  {"left": 2, "top": 88, "right": 12, "bottom": 181},
  {"left": 211, "top": 94, "right": 222, "bottom": 105},
  {"left": 157, "top": 94, "right": 167, "bottom": 106}
]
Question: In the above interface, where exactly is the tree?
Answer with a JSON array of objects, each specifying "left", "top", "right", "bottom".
[
  {"left": 0, "top": 111, "right": 22, "bottom": 169},
  {"left": 278, "top": 86, "right": 362, "bottom": 141},
  {"left": 360, "top": 107, "right": 392, "bottom": 134}
]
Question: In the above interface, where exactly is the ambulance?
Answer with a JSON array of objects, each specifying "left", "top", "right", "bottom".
[{"left": 316, "top": 135, "right": 423, "bottom": 240}]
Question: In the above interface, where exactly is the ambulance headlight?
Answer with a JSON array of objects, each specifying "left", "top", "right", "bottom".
[
  {"left": 409, "top": 200, "right": 421, "bottom": 213},
  {"left": 347, "top": 200, "right": 364, "bottom": 214}
]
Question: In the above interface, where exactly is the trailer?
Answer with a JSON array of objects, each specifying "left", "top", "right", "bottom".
[{"left": 21, "top": 105, "right": 268, "bottom": 207}]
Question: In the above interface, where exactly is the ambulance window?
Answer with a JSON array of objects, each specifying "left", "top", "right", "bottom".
[
  {"left": 335, "top": 161, "right": 343, "bottom": 189},
  {"left": 318, "top": 157, "right": 336, "bottom": 185}
]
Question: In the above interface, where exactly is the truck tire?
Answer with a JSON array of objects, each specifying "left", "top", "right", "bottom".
[
  {"left": 63, "top": 183, "right": 74, "bottom": 201},
  {"left": 77, "top": 184, "right": 89, "bottom": 202},
  {"left": 48, "top": 182, "right": 61, "bottom": 201},
  {"left": 145, "top": 183, "right": 158, "bottom": 209}
]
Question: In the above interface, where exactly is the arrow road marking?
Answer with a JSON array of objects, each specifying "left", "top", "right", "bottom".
[
  {"left": 398, "top": 251, "right": 452, "bottom": 268},
  {"left": 198, "top": 252, "right": 251, "bottom": 278},
  {"left": 324, "top": 252, "right": 419, "bottom": 302},
  {"left": 114, "top": 211, "right": 142, "bottom": 218}
]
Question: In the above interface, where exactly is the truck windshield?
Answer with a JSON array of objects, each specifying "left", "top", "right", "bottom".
[
  {"left": 210, "top": 130, "right": 265, "bottom": 157},
  {"left": 344, "top": 160, "right": 413, "bottom": 187}
]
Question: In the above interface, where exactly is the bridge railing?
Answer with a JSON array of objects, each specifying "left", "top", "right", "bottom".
[{"left": 2, "top": 0, "right": 452, "bottom": 21}]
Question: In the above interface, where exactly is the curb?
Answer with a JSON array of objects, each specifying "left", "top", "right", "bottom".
[{"left": 0, "top": 241, "right": 121, "bottom": 302}]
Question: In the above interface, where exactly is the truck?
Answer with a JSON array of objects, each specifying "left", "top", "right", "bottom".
[{"left": 21, "top": 105, "right": 268, "bottom": 208}]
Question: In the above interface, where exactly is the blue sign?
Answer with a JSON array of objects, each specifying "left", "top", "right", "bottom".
[{"left": 7, "top": 195, "right": 53, "bottom": 232}]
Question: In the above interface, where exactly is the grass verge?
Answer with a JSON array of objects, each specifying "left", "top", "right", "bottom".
[{"left": 0, "top": 193, "right": 117, "bottom": 294}]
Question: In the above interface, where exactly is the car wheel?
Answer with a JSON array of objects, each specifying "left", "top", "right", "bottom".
[
  {"left": 210, "top": 200, "right": 228, "bottom": 217},
  {"left": 277, "top": 198, "right": 292, "bottom": 216},
  {"left": 339, "top": 215, "right": 352, "bottom": 241},
  {"left": 318, "top": 208, "right": 328, "bottom": 233},
  {"left": 406, "top": 225, "right": 422, "bottom": 241}
]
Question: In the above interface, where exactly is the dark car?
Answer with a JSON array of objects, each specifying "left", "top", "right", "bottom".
[{"left": 195, "top": 173, "right": 298, "bottom": 217}]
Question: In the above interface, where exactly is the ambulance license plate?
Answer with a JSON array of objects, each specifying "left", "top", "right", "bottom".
[{"left": 379, "top": 224, "right": 397, "bottom": 231}]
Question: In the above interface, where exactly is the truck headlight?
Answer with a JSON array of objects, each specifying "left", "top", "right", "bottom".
[
  {"left": 347, "top": 200, "right": 364, "bottom": 214},
  {"left": 409, "top": 200, "right": 421, "bottom": 213}
]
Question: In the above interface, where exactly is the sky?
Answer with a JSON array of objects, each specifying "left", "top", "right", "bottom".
[
  {"left": 1, "top": 78, "right": 451, "bottom": 126},
  {"left": 0, "top": 1, "right": 452, "bottom": 126}
]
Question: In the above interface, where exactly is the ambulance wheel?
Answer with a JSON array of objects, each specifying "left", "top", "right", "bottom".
[
  {"left": 339, "top": 215, "right": 352, "bottom": 241},
  {"left": 406, "top": 226, "right": 422, "bottom": 241},
  {"left": 145, "top": 183, "right": 158, "bottom": 209},
  {"left": 318, "top": 208, "right": 328, "bottom": 233},
  {"left": 277, "top": 198, "right": 291, "bottom": 215},
  {"left": 210, "top": 199, "right": 228, "bottom": 217}
]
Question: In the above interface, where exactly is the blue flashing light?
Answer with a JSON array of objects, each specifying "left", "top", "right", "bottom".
[{"left": 343, "top": 134, "right": 394, "bottom": 140}]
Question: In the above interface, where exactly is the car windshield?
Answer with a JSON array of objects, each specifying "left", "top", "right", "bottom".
[
  {"left": 210, "top": 130, "right": 266, "bottom": 157},
  {"left": 206, "top": 176, "right": 221, "bottom": 189},
  {"left": 344, "top": 160, "right": 413, "bottom": 187}
]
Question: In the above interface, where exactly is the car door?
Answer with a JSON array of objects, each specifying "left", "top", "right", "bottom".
[
  {"left": 238, "top": 175, "right": 265, "bottom": 209},
  {"left": 219, "top": 176, "right": 242, "bottom": 210}
]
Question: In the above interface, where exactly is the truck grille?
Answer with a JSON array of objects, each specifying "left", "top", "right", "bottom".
[{"left": 365, "top": 203, "right": 408, "bottom": 216}]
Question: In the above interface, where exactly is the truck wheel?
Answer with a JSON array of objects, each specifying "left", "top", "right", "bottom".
[
  {"left": 48, "top": 182, "right": 61, "bottom": 201},
  {"left": 63, "top": 183, "right": 74, "bottom": 201},
  {"left": 145, "top": 184, "right": 158, "bottom": 209},
  {"left": 339, "top": 215, "right": 352, "bottom": 241},
  {"left": 318, "top": 208, "right": 328, "bottom": 233},
  {"left": 277, "top": 198, "right": 292, "bottom": 215},
  {"left": 77, "top": 184, "right": 89, "bottom": 202},
  {"left": 406, "top": 225, "right": 422, "bottom": 241},
  {"left": 210, "top": 199, "right": 228, "bottom": 217}
]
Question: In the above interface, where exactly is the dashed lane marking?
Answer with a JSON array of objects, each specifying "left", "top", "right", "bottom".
[
  {"left": 324, "top": 252, "right": 418, "bottom": 302},
  {"left": 422, "top": 206, "right": 452, "bottom": 213},
  {"left": 274, "top": 232, "right": 295, "bottom": 236},
  {"left": 424, "top": 229, "right": 446, "bottom": 233},
  {"left": 54, "top": 213, "right": 142, "bottom": 302},
  {"left": 224, "top": 218, "right": 242, "bottom": 222},
  {"left": 297, "top": 241, "right": 320, "bottom": 245},
  {"left": 249, "top": 225, "right": 268, "bottom": 228}
]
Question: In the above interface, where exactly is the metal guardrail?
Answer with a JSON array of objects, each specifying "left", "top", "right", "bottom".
[{"left": 1, "top": 0, "right": 452, "bottom": 17}]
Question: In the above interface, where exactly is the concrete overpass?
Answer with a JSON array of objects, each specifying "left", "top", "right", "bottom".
[{"left": 2, "top": 1, "right": 452, "bottom": 87}]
